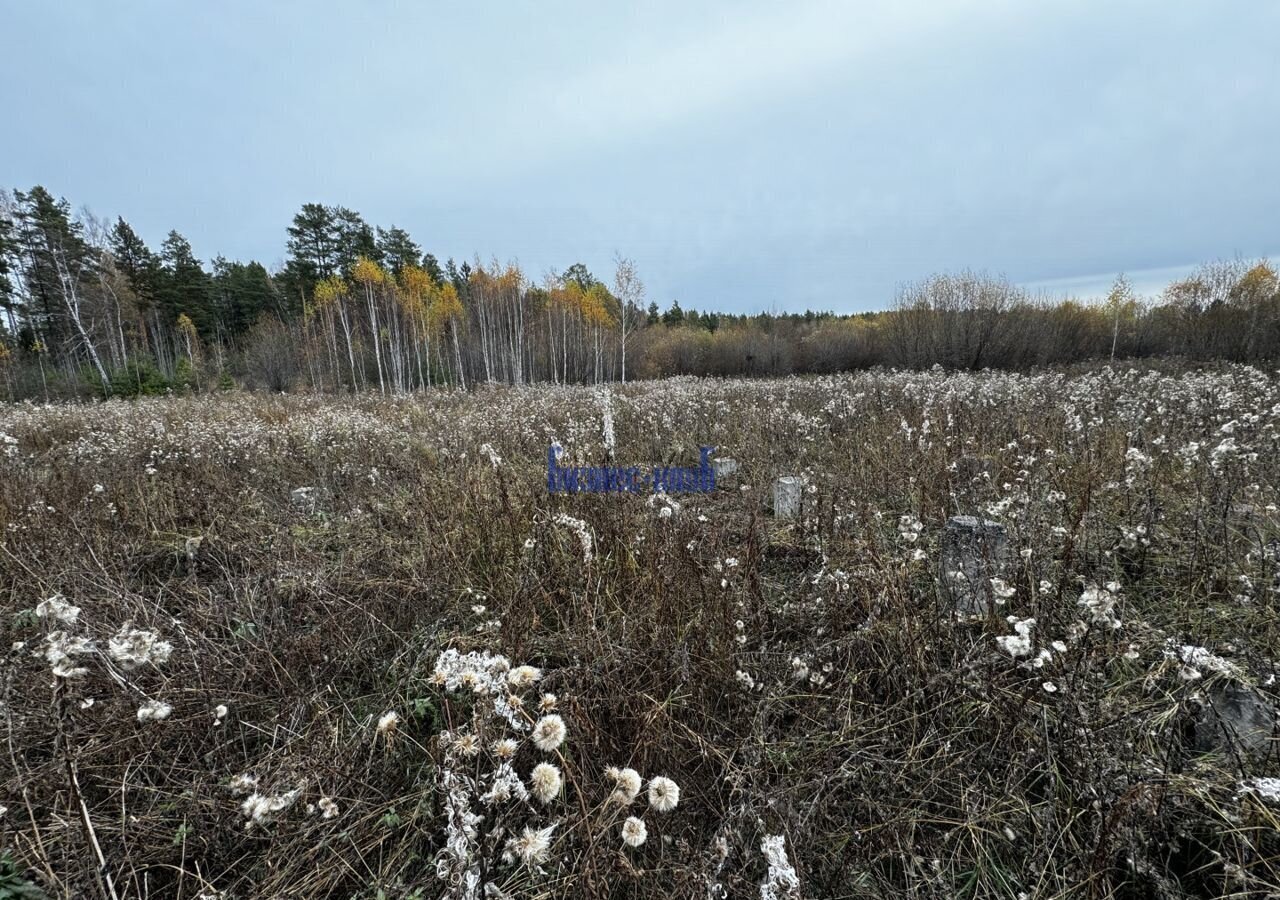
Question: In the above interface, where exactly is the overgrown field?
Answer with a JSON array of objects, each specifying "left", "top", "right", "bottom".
[{"left": 2, "top": 366, "right": 1279, "bottom": 899}]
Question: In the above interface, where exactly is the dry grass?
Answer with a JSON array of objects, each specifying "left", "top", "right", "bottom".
[{"left": 1, "top": 365, "right": 1278, "bottom": 899}]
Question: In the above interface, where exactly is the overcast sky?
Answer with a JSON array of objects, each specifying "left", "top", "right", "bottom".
[{"left": 3, "top": 1, "right": 1277, "bottom": 312}]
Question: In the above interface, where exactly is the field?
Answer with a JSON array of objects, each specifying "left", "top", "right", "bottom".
[{"left": 2, "top": 365, "right": 1279, "bottom": 899}]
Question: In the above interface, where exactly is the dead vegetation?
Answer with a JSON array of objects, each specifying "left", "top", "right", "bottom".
[{"left": 1, "top": 365, "right": 1278, "bottom": 899}]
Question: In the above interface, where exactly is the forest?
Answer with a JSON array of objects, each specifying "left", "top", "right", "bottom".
[{"left": 2, "top": 184, "right": 1278, "bottom": 400}]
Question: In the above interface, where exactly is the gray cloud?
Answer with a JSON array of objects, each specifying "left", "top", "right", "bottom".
[{"left": 2, "top": 0, "right": 1275, "bottom": 312}]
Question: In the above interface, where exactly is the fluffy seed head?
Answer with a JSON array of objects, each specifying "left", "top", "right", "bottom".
[
  {"left": 532, "top": 714, "right": 567, "bottom": 752},
  {"left": 607, "top": 766, "right": 643, "bottom": 804},
  {"left": 240, "top": 788, "right": 300, "bottom": 825},
  {"left": 508, "top": 823, "right": 556, "bottom": 866},
  {"left": 229, "top": 773, "right": 258, "bottom": 795},
  {"left": 507, "top": 665, "right": 542, "bottom": 689},
  {"left": 43, "top": 631, "right": 95, "bottom": 679},
  {"left": 108, "top": 623, "right": 173, "bottom": 670},
  {"left": 647, "top": 776, "right": 680, "bottom": 813},
  {"left": 529, "top": 762, "right": 562, "bottom": 804},
  {"left": 621, "top": 815, "right": 648, "bottom": 847},
  {"left": 136, "top": 699, "right": 172, "bottom": 723},
  {"left": 36, "top": 594, "right": 80, "bottom": 625},
  {"left": 453, "top": 732, "right": 482, "bottom": 757}
]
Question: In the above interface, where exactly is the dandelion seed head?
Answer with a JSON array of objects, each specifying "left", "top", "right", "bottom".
[
  {"left": 529, "top": 762, "right": 562, "bottom": 805},
  {"left": 607, "top": 766, "right": 643, "bottom": 804},
  {"left": 621, "top": 815, "right": 648, "bottom": 847},
  {"left": 647, "top": 776, "right": 680, "bottom": 813},
  {"left": 989, "top": 578, "right": 1015, "bottom": 601},
  {"left": 996, "top": 617, "right": 1036, "bottom": 658},
  {"left": 532, "top": 714, "right": 567, "bottom": 753},
  {"left": 507, "top": 665, "right": 542, "bottom": 689},
  {"left": 453, "top": 732, "right": 482, "bottom": 757},
  {"left": 507, "top": 823, "right": 556, "bottom": 867}
]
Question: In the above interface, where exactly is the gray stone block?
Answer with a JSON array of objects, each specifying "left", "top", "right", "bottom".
[
  {"left": 954, "top": 455, "right": 994, "bottom": 483},
  {"left": 772, "top": 476, "right": 805, "bottom": 519},
  {"left": 940, "top": 515, "right": 1010, "bottom": 614},
  {"left": 1193, "top": 681, "right": 1276, "bottom": 758},
  {"left": 712, "top": 457, "right": 739, "bottom": 480},
  {"left": 291, "top": 486, "right": 318, "bottom": 513}
]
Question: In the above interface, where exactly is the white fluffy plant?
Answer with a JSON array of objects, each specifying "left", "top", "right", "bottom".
[
  {"left": 600, "top": 765, "right": 681, "bottom": 854},
  {"left": 759, "top": 833, "right": 802, "bottom": 900},
  {"left": 427, "top": 647, "right": 574, "bottom": 899},
  {"left": 33, "top": 595, "right": 176, "bottom": 722}
]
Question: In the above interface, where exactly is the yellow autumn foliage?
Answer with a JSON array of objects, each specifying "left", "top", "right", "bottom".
[
  {"left": 176, "top": 313, "right": 199, "bottom": 342},
  {"left": 429, "top": 282, "right": 464, "bottom": 330},
  {"left": 582, "top": 283, "right": 615, "bottom": 327},
  {"left": 352, "top": 255, "right": 388, "bottom": 286},
  {"left": 313, "top": 275, "right": 349, "bottom": 308},
  {"left": 1233, "top": 262, "right": 1279, "bottom": 306},
  {"left": 399, "top": 264, "right": 434, "bottom": 301}
]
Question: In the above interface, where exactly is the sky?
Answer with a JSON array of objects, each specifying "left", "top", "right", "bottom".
[{"left": 2, "top": 1, "right": 1277, "bottom": 312}]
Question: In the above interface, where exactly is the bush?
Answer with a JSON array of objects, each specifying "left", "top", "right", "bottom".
[
  {"left": 173, "top": 356, "right": 198, "bottom": 391},
  {"left": 107, "top": 357, "right": 171, "bottom": 398}
]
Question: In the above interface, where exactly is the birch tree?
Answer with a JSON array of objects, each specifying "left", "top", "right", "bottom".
[{"left": 612, "top": 254, "right": 644, "bottom": 383}]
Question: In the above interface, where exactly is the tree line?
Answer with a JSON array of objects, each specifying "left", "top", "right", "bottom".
[{"left": 1, "top": 184, "right": 1278, "bottom": 400}]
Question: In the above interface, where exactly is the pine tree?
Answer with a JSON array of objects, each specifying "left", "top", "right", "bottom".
[
  {"left": 109, "top": 218, "right": 162, "bottom": 352},
  {"left": 563, "top": 262, "right": 596, "bottom": 290},
  {"left": 212, "top": 257, "right": 277, "bottom": 341},
  {"left": 12, "top": 186, "right": 114, "bottom": 390},
  {"left": 662, "top": 300, "right": 684, "bottom": 327},
  {"left": 13, "top": 186, "right": 91, "bottom": 355},
  {"left": 159, "top": 231, "right": 216, "bottom": 339},
  {"left": 333, "top": 207, "right": 378, "bottom": 274},
  {"left": 375, "top": 226, "right": 421, "bottom": 277},
  {"left": 282, "top": 203, "right": 341, "bottom": 312},
  {"left": 110, "top": 218, "right": 159, "bottom": 298},
  {"left": 422, "top": 253, "right": 444, "bottom": 285}
]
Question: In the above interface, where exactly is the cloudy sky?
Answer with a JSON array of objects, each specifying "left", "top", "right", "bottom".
[{"left": 3, "top": 1, "right": 1277, "bottom": 311}]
